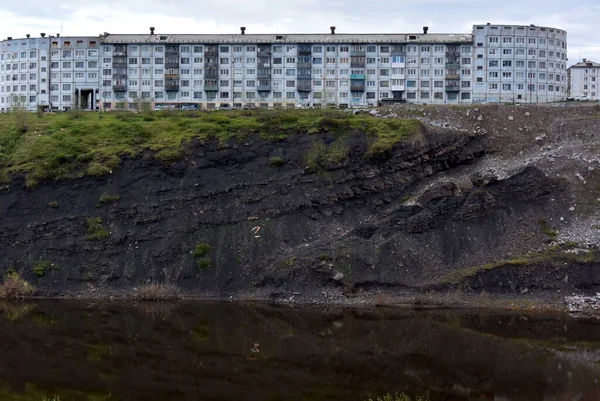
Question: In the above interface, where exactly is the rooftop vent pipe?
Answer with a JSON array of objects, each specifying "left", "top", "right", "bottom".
[
  {"left": 56, "top": 33, "right": 60, "bottom": 37},
  {"left": 40, "top": 33, "right": 46, "bottom": 37},
  {"left": 7, "top": 36, "right": 12, "bottom": 40},
  {"left": 423, "top": 26, "right": 429, "bottom": 34},
  {"left": 150, "top": 27, "right": 155, "bottom": 35},
  {"left": 330, "top": 26, "right": 336, "bottom": 34},
  {"left": 241, "top": 27, "right": 246, "bottom": 34},
  {"left": 26, "top": 34, "right": 30, "bottom": 38}
]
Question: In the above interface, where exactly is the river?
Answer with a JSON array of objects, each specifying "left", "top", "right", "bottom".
[{"left": 0, "top": 301, "right": 599, "bottom": 401}]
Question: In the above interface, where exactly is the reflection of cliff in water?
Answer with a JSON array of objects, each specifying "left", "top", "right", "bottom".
[{"left": 0, "top": 301, "right": 599, "bottom": 401}]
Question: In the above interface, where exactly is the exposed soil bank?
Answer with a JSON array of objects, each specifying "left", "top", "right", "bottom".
[{"left": 1, "top": 103, "right": 600, "bottom": 308}]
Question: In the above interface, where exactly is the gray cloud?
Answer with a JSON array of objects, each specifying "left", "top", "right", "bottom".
[{"left": 1, "top": 0, "right": 599, "bottom": 63}]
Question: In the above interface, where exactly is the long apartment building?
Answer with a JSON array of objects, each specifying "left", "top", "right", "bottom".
[
  {"left": 567, "top": 59, "right": 600, "bottom": 100},
  {"left": 0, "top": 24, "right": 568, "bottom": 111}
]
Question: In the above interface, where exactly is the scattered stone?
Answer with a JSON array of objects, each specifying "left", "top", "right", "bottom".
[
  {"left": 566, "top": 293, "right": 600, "bottom": 317},
  {"left": 569, "top": 206, "right": 576, "bottom": 212},
  {"left": 333, "top": 272, "right": 344, "bottom": 281},
  {"left": 508, "top": 116, "right": 514, "bottom": 121}
]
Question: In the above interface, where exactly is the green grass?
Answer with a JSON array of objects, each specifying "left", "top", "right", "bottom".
[
  {"left": 85, "top": 217, "right": 110, "bottom": 241},
  {"left": 436, "top": 245, "right": 599, "bottom": 285},
  {"left": 33, "top": 261, "right": 61, "bottom": 277},
  {"left": 192, "top": 242, "right": 212, "bottom": 257},
  {"left": 98, "top": 193, "right": 120, "bottom": 205},
  {"left": 196, "top": 258, "right": 212, "bottom": 271},
  {"left": 0, "top": 110, "right": 423, "bottom": 187},
  {"left": 538, "top": 218, "right": 558, "bottom": 242}
]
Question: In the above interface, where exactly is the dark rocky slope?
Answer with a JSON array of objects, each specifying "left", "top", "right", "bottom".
[{"left": 1, "top": 104, "right": 599, "bottom": 302}]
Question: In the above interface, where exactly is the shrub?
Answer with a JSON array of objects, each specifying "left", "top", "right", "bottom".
[
  {"left": 0, "top": 273, "right": 36, "bottom": 299},
  {"left": 86, "top": 217, "right": 110, "bottom": 240},
  {"left": 98, "top": 193, "right": 120, "bottom": 204},
  {"left": 196, "top": 258, "right": 212, "bottom": 270},
  {"left": 192, "top": 242, "right": 212, "bottom": 257},
  {"left": 86, "top": 162, "right": 112, "bottom": 177},
  {"left": 538, "top": 218, "right": 558, "bottom": 242},
  {"left": 48, "top": 201, "right": 59, "bottom": 208},
  {"left": 269, "top": 156, "right": 285, "bottom": 167},
  {"left": 134, "top": 282, "right": 179, "bottom": 301},
  {"left": 33, "top": 261, "right": 61, "bottom": 277}
]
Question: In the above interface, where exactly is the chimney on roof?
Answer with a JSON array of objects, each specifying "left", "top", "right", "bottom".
[
  {"left": 241, "top": 27, "right": 246, "bottom": 35},
  {"left": 330, "top": 26, "right": 336, "bottom": 34},
  {"left": 423, "top": 26, "right": 429, "bottom": 34},
  {"left": 150, "top": 27, "right": 155, "bottom": 35},
  {"left": 40, "top": 33, "right": 46, "bottom": 37},
  {"left": 26, "top": 34, "right": 30, "bottom": 38},
  {"left": 7, "top": 37, "right": 12, "bottom": 40},
  {"left": 56, "top": 33, "right": 60, "bottom": 38},
  {"left": 583, "top": 58, "right": 587, "bottom": 63}
]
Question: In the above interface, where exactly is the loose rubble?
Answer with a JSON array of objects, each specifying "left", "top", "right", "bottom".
[{"left": 566, "top": 293, "right": 600, "bottom": 317}]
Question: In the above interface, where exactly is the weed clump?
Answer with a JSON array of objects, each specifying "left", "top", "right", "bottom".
[
  {"left": 269, "top": 156, "right": 285, "bottom": 167},
  {"left": 86, "top": 217, "right": 110, "bottom": 240},
  {"left": 0, "top": 272, "right": 36, "bottom": 299},
  {"left": 33, "top": 261, "right": 61, "bottom": 277},
  {"left": 98, "top": 193, "right": 120, "bottom": 204},
  {"left": 192, "top": 242, "right": 212, "bottom": 271},
  {"left": 192, "top": 242, "right": 212, "bottom": 257}
]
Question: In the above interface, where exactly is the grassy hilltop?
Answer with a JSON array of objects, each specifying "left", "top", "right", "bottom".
[{"left": 0, "top": 109, "right": 422, "bottom": 188}]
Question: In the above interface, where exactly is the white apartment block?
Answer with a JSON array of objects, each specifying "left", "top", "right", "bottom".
[
  {"left": 0, "top": 34, "right": 100, "bottom": 112},
  {"left": 0, "top": 24, "right": 568, "bottom": 111},
  {"left": 567, "top": 59, "right": 600, "bottom": 100},
  {"left": 472, "top": 24, "right": 568, "bottom": 103}
]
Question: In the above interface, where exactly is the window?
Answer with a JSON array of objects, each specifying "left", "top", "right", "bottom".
[
  {"left": 489, "top": 37, "right": 499, "bottom": 43},
  {"left": 516, "top": 37, "right": 525, "bottom": 44},
  {"left": 489, "top": 60, "right": 499, "bottom": 67},
  {"left": 246, "top": 57, "right": 256, "bottom": 64},
  {"left": 62, "top": 62, "right": 71, "bottom": 68},
  {"left": 193, "top": 46, "right": 203, "bottom": 53},
  {"left": 489, "top": 83, "right": 498, "bottom": 90},
  {"left": 502, "top": 60, "right": 512, "bottom": 67},
  {"left": 502, "top": 83, "right": 511, "bottom": 90},
  {"left": 286, "top": 57, "right": 296, "bottom": 64},
  {"left": 503, "top": 49, "right": 512, "bottom": 55}
]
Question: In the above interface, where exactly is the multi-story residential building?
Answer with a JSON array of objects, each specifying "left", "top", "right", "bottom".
[
  {"left": 0, "top": 24, "right": 568, "bottom": 111},
  {"left": 0, "top": 34, "right": 100, "bottom": 112},
  {"left": 471, "top": 24, "right": 568, "bottom": 103},
  {"left": 567, "top": 59, "right": 600, "bottom": 100}
]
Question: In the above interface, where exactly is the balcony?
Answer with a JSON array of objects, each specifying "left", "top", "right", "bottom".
[
  {"left": 165, "top": 73, "right": 179, "bottom": 80},
  {"left": 298, "top": 46, "right": 311, "bottom": 56},
  {"left": 445, "top": 85, "right": 460, "bottom": 92},
  {"left": 391, "top": 50, "right": 406, "bottom": 56},
  {"left": 165, "top": 83, "right": 179, "bottom": 91},
  {"left": 205, "top": 47, "right": 218, "bottom": 57},
  {"left": 257, "top": 70, "right": 271, "bottom": 78},
  {"left": 350, "top": 83, "right": 365, "bottom": 92},
  {"left": 297, "top": 80, "right": 311, "bottom": 92},
  {"left": 112, "top": 84, "right": 127, "bottom": 91},
  {"left": 445, "top": 62, "right": 460, "bottom": 69},
  {"left": 445, "top": 74, "right": 460, "bottom": 80},
  {"left": 257, "top": 49, "right": 271, "bottom": 57},
  {"left": 351, "top": 50, "right": 365, "bottom": 56},
  {"left": 297, "top": 72, "right": 311, "bottom": 80},
  {"left": 351, "top": 60, "right": 366, "bottom": 68},
  {"left": 391, "top": 85, "right": 405, "bottom": 91},
  {"left": 257, "top": 84, "right": 272, "bottom": 91},
  {"left": 350, "top": 73, "right": 365, "bottom": 80},
  {"left": 112, "top": 50, "right": 126, "bottom": 57},
  {"left": 446, "top": 51, "right": 460, "bottom": 58},
  {"left": 297, "top": 62, "right": 311, "bottom": 69},
  {"left": 258, "top": 62, "right": 271, "bottom": 68}
]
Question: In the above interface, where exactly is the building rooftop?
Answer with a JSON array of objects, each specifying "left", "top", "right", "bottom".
[
  {"left": 100, "top": 32, "right": 473, "bottom": 45},
  {"left": 569, "top": 59, "right": 600, "bottom": 69}
]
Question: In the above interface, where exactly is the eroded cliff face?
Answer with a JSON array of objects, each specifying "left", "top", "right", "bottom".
[{"left": 1, "top": 104, "right": 600, "bottom": 300}]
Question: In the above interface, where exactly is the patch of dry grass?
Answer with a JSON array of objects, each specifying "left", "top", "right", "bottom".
[{"left": 133, "top": 282, "right": 179, "bottom": 301}]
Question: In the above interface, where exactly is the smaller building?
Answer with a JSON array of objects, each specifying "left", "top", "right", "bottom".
[{"left": 568, "top": 59, "right": 600, "bottom": 100}]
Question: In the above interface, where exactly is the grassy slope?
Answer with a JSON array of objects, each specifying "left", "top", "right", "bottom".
[{"left": 0, "top": 109, "right": 423, "bottom": 188}]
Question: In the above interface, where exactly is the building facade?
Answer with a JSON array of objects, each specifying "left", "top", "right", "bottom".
[
  {"left": 0, "top": 24, "right": 568, "bottom": 111},
  {"left": 0, "top": 35, "right": 100, "bottom": 112},
  {"left": 567, "top": 59, "right": 600, "bottom": 100}
]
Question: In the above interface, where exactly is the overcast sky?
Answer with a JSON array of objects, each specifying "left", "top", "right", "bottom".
[{"left": 1, "top": 0, "right": 599, "bottom": 65}]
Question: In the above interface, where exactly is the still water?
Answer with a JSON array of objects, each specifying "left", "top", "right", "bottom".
[{"left": 0, "top": 301, "right": 599, "bottom": 401}]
